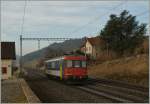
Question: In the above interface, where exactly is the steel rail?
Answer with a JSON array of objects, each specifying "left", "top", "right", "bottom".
[
  {"left": 76, "top": 78, "right": 149, "bottom": 103},
  {"left": 77, "top": 84, "right": 148, "bottom": 103},
  {"left": 89, "top": 78, "right": 149, "bottom": 92},
  {"left": 77, "top": 86, "right": 134, "bottom": 103}
]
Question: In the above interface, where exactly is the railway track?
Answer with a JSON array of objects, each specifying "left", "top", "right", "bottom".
[
  {"left": 76, "top": 78, "right": 149, "bottom": 103},
  {"left": 89, "top": 78, "right": 149, "bottom": 92},
  {"left": 24, "top": 68, "right": 149, "bottom": 103}
]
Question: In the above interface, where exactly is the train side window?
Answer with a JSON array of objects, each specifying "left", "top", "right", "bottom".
[
  {"left": 66, "top": 60, "right": 72, "bottom": 67},
  {"left": 51, "top": 62, "right": 55, "bottom": 69},
  {"left": 47, "top": 62, "right": 51, "bottom": 69},
  {"left": 55, "top": 61, "right": 59, "bottom": 70},
  {"left": 82, "top": 61, "right": 86, "bottom": 68},
  {"left": 50, "top": 62, "right": 52, "bottom": 68}
]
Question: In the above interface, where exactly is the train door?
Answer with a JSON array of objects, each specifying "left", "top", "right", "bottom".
[{"left": 59, "top": 59, "right": 63, "bottom": 80}]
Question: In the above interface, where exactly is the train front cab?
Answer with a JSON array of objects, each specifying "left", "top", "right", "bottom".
[{"left": 63, "top": 56, "right": 88, "bottom": 81}]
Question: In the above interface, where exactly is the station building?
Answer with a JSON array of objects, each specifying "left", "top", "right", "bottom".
[{"left": 1, "top": 42, "right": 16, "bottom": 79}]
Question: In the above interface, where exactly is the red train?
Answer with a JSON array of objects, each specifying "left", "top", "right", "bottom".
[{"left": 44, "top": 55, "right": 88, "bottom": 81}]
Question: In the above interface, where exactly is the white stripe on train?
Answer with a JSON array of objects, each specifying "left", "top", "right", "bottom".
[
  {"left": 45, "top": 56, "right": 64, "bottom": 63},
  {"left": 46, "top": 70, "right": 60, "bottom": 77}
]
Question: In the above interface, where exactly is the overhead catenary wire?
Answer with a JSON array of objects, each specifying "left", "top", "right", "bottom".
[
  {"left": 121, "top": 10, "right": 149, "bottom": 25},
  {"left": 20, "top": 0, "right": 27, "bottom": 36},
  {"left": 69, "top": 0, "right": 128, "bottom": 35},
  {"left": 2, "top": 4, "right": 126, "bottom": 8},
  {"left": 135, "top": 10, "right": 149, "bottom": 17},
  {"left": 70, "top": 1, "right": 148, "bottom": 36}
]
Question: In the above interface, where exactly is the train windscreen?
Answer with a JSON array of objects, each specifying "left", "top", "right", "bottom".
[
  {"left": 66, "top": 60, "right": 86, "bottom": 68},
  {"left": 81, "top": 61, "right": 86, "bottom": 68}
]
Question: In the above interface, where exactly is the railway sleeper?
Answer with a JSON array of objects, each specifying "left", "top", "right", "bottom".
[{"left": 86, "top": 85, "right": 148, "bottom": 103}]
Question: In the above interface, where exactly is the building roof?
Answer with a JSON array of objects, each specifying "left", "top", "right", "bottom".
[
  {"left": 1, "top": 42, "right": 16, "bottom": 59},
  {"left": 87, "top": 36, "right": 104, "bottom": 46}
]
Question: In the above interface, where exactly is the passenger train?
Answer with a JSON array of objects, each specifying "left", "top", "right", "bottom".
[{"left": 44, "top": 55, "right": 88, "bottom": 82}]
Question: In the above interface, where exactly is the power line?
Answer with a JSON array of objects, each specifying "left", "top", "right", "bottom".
[
  {"left": 22, "top": 37, "right": 79, "bottom": 41},
  {"left": 136, "top": 10, "right": 149, "bottom": 17},
  {"left": 20, "top": 0, "right": 27, "bottom": 36},
  {"left": 1, "top": 4, "right": 123, "bottom": 8},
  {"left": 69, "top": 1, "right": 127, "bottom": 35},
  {"left": 121, "top": 10, "right": 149, "bottom": 25}
]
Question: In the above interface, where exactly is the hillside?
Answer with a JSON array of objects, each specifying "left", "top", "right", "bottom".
[
  {"left": 22, "top": 48, "right": 46, "bottom": 63},
  {"left": 88, "top": 54, "right": 149, "bottom": 87},
  {"left": 22, "top": 38, "right": 84, "bottom": 64}
]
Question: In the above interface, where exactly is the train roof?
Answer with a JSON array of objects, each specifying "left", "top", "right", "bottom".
[
  {"left": 45, "top": 56, "right": 64, "bottom": 63},
  {"left": 45, "top": 55, "right": 86, "bottom": 63}
]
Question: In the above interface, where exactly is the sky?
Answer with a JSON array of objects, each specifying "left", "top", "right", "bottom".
[{"left": 1, "top": 0, "right": 149, "bottom": 55}]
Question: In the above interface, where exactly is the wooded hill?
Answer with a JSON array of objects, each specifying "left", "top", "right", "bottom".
[{"left": 22, "top": 38, "right": 84, "bottom": 64}]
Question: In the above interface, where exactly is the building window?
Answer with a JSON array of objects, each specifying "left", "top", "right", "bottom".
[{"left": 2, "top": 67, "right": 7, "bottom": 74}]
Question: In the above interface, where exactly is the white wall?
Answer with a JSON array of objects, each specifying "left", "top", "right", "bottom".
[
  {"left": 85, "top": 41, "right": 93, "bottom": 54},
  {"left": 1, "top": 60, "right": 12, "bottom": 79}
]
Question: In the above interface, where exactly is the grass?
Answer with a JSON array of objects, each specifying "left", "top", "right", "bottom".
[{"left": 88, "top": 54, "right": 149, "bottom": 87}]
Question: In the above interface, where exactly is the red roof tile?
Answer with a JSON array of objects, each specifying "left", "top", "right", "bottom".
[{"left": 87, "top": 36, "right": 104, "bottom": 46}]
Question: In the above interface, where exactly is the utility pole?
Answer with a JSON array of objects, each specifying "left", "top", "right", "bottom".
[
  {"left": 84, "top": 37, "right": 87, "bottom": 58},
  {"left": 38, "top": 40, "right": 40, "bottom": 50},
  {"left": 19, "top": 36, "right": 78, "bottom": 72},
  {"left": 20, "top": 35, "right": 22, "bottom": 77}
]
